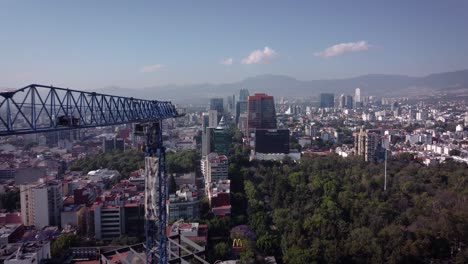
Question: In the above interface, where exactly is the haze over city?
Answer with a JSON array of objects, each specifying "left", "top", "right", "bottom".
[{"left": 1, "top": 0, "right": 468, "bottom": 90}]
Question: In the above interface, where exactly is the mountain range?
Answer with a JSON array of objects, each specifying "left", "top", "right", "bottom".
[{"left": 97, "top": 69, "right": 468, "bottom": 104}]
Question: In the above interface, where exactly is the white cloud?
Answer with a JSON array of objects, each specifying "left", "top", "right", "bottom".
[
  {"left": 221, "top": 57, "right": 233, "bottom": 65},
  {"left": 140, "top": 64, "right": 164, "bottom": 73},
  {"left": 241, "top": 46, "right": 277, "bottom": 64},
  {"left": 314, "top": 41, "right": 370, "bottom": 57}
]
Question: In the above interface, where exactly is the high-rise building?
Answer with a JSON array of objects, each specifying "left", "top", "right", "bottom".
[
  {"left": 354, "top": 128, "right": 384, "bottom": 162},
  {"left": 20, "top": 180, "right": 63, "bottom": 229},
  {"left": 354, "top": 88, "right": 361, "bottom": 108},
  {"left": 201, "top": 127, "right": 213, "bottom": 157},
  {"left": 345, "top": 95, "right": 354, "bottom": 109},
  {"left": 202, "top": 117, "right": 231, "bottom": 156},
  {"left": 226, "top": 94, "right": 236, "bottom": 115},
  {"left": 239, "top": 88, "right": 250, "bottom": 101},
  {"left": 207, "top": 110, "right": 218, "bottom": 128},
  {"left": 209, "top": 98, "right": 224, "bottom": 114},
  {"left": 319, "top": 93, "right": 335, "bottom": 108},
  {"left": 235, "top": 100, "right": 248, "bottom": 125},
  {"left": 201, "top": 113, "right": 209, "bottom": 131},
  {"left": 339, "top": 94, "right": 346, "bottom": 108},
  {"left": 247, "top": 93, "right": 277, "bottom": 134},
  {"left": 212, "top": 117, "right": 231, "bottom": 155}
]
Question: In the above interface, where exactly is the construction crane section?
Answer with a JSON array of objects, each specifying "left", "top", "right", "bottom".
[
  {"left": 0, "top": 84, "right": 196, "bottom": 264},
  {"left": 0, "top": 84, "right": 179, "bottom": 136}
]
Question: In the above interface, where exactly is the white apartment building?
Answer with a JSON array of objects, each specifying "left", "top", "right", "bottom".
[{"left": 20, "top": 180, "right": 63, "bottom": 229}]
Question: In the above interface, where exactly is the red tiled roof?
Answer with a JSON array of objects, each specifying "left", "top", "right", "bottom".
[{"left": 211, "top": 192, "right": 230, "bottom": 208}]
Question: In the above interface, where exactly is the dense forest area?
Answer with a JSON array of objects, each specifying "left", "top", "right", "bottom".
[
  {"left": 234, "top": 153, "right": 468, "bottom": 263},
  {"left": 69, "top": 149, "right": 196, "bottom": 178}
]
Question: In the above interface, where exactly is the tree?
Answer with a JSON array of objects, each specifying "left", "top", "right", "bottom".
[
  {"left": 110, "top": 235, "right": 141, "bottom": 246},
  {"left": 449, "top": 149, "right": 461, "bottom": 156},
  {"left": 51, "top": 234, "right": 80, "bottom": 258},
  {"left": 0, "top": 190, "right": 20, "bottom": 211},
  {"left": 213, "top": 242, "right": 231, "bottom": 261},
  {"left": 224, "top": 124, "right": 468, "bottom": 263},
  {"left": 168, "top": 174, "right": 177, "bottom": 194},
  {"left": 256, "top": 233, "right": 278, "bottom": 255}
]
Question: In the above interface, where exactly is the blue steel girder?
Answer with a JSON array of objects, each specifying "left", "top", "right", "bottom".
[{"left": 0, "top": 84, "right": 181, "bottom": 136}]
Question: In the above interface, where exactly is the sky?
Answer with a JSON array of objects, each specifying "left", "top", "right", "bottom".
[{"left": 1, "top": 0, "right": 468, "bottom": 90}]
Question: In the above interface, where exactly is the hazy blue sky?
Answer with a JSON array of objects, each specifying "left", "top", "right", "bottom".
[{"left": 1, "top": 0, "right": 467, "bottom": 89}]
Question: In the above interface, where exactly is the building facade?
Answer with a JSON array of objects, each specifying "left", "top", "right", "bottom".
[
  {"left": 209, "top": 98, "right": 224, "bottom": 115},
  {"left": 201, "top": 153, "right": 229, "bottom": 184},
  {"left": 247, "top": 93, "right": 276, "bottom": 137},
  {"left": 20, "top": 180, "right": 63, "bottom": 229},
  {"left": 319, "top": 93, "right": 335, "bottom": 108}
]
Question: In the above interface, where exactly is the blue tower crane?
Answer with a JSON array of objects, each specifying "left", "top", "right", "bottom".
[{"left": 0, "top": 84, "right": 182, "bottom": 264}]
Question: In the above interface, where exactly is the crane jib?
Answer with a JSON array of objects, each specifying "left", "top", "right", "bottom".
[{"left": 0, "top": 84, "right": 182, "bottom": 136}]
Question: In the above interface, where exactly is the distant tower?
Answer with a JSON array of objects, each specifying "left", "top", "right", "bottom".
[
  {"left": 345, "top": 95, "right": 354, "bottom": 109},
  {"left": 239, "top": 89, "right": 250, "bottom": 101},
  {"left": 354, "top": 88, "right": 361, "bottom": 108},
  {"left": 339, "top": 94, "right": 346, "bottom": 109},
  {"left": 209, "top": 98, "right": 224, "bottom": 114},
  {"left": 236, "top": 89, "right": 250, "bottom": 125},
  {"left": 319, "top": 93, "right": 335, "bottom": 108},
  {"left": 207, "top": 110, "right": 218, "bottom": 127}
]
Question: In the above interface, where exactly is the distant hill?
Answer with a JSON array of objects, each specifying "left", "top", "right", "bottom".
[{"left": 97, "top": 69, "right": 468, "bottom": 104}]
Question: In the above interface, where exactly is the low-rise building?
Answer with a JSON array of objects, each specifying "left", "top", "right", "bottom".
[
  {"left": 61, "top": 204, "right": 88, "bottom": 234},
  {"left": 3, "top": 241, "right": 51, "bottom": 264},
  {"left": 207, "top": 180, "right": 231, "bottom": 216},
  {"left": 167, "top": 185, "right": 199, "bottom": 221}
]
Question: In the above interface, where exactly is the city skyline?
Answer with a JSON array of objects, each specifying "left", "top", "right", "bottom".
[{"left": 1, "top": 1, "right": 468, "bottom": 89}]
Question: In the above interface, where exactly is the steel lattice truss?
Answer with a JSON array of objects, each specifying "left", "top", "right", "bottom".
[{"left": 0, "top": 84, "right": 180, "bottom": 136}]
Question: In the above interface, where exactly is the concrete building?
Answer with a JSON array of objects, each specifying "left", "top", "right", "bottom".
[
  {"left": 87, "top": 169, "right": 120, "bottom": 183},
  {"left": 202, "top": 117, "right": 231, "bottom": 156},
  {"left": 339, "top": 94, "right": 346, "bottom": 109},
  {"left": 207, "top": 180, "right": 231, "bottom": 216},
  {"left": 61, "top": 204, "right": 88, "bottom": 234},
  {"left": 345, "top": 95, "right": 353, "bottom": 109},
  {"left": 20, "top": 180, "right": 63, "bottom": 229},
  {"left": 236, "top": 100, "right": 248, "bottom": 125},
  {"left": 209, "top": 98, "right": 224, "bottom": 116},
  {"left": 416, "top": 111, "right": 428, "bottom": 122},
  {"left": 201, "top": 153, "right": 228, "bottom": 185},
  {"left": 166, "top": 221, "right": 208, "bottom": 248},
  {"left": 91, "top": 204, "right": 125, "bottom": 240},
  {"left": 3, "top": 241, "right": 51, "bottom": 264},
  {"left": 207, "top": 110, "right": 218, "bottom": 128},
  {"left": 167, "top": 184, "right": 200, "bottom": 221},
  {"left": 247, "top": 93, "right": 277, "bottom": 135},
  {"left": 102, "top": 138, "right": 125, "bottom": 153},
  {"left": 0, "top": 224, "right": 24, "bottom": 246},
  {"left": 354, "top": 128, "right": 384, "bottom": 162},
  {"left": 254, "top": 129, "right": 290, "bottom": 155}
]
